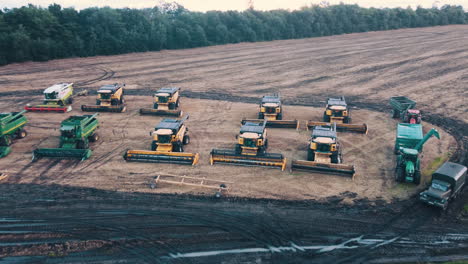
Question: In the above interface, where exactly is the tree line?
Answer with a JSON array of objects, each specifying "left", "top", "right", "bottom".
[{"left": 0, "top": 2, "right": 466, "bottom": 65}]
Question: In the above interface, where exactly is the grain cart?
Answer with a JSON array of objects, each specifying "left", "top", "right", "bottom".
[
  {"left": 25, "top": 83, "right": 73, "bottom": 113},
  {"left": 32, "top": 114, "right": 99, "bottom": 161},
  {"left": 394, "top": 124, "right": 440, "bottom": 184},
  {"left": 210, "top": 120, "right": 286, "bottom": 170},
  {"left": 420, "top": 162, "right": 467, "bottom": 210},
  {"left": 81, "top": 83, "right": 126, "bottom": 112},
  {"left": 241, "top": 94, "right": 299, "bottom": 129},
  {"left": 307, "top": 97, "right": 368, "bottom": 134},
  {"left": 140, "top": 87, "right": 182, "bottom": 117},
  {"left": 124, "top": 115, "right": 199, "bottom": 165},
  {"left": 0, "top": 110, "right": 28, "bottom": 158},
  {"left": 291, "top": 123, "right": 355, "bottom": 176},
  {"left": 390, "top": 96, "right": 422, "bottom": 124}
]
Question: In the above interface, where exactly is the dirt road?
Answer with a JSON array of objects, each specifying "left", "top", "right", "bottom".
[{"left": 0, "top": 25, "right": 467, "bottom": 262}]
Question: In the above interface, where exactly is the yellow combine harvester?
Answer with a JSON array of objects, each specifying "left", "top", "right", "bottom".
[
  {"left": 81, "top": 83, "right": 127, "bottom": 113},
  {"left": 210, "top": 120, "right": 286, "bottom": 170},
  {"left": 292, "top": 123, "right": 355, "bottom": 177},
  {"left": 140, "top": 87, "right": 182, "bottom": 117},
  {"left": 307, "top": 97, "right": 367, "bottom": 134},
  {"left": 242, "top": 94, "right": 299, "bottom": 129},
  {"left": 124, "top": 115, "right": 199, "bottom": 165}
]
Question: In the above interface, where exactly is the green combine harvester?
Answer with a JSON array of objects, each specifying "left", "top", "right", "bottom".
[
  {"left": 0, "top": 110, "right": 28, "bottom": 158},
  {"left": 394, "top": 123, "right": 440, "bottom": 184},
  {"left": 33, "top": 113, "right": 99, "bottom": 161}
]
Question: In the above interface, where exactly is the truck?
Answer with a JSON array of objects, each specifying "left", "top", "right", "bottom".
[
  {"left": 389, "top": 96, "right": 421, "bottom": 124},
  {"left": 0, "top": 110, "right": 28, "bottom": 157},
  {"left": 420, "top": 162, "right": 467, "bottom": 210}
]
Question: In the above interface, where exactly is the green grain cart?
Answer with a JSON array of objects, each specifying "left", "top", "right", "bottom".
[
  {"left": 0, "top": 110, "right": 28, "bottom": 157},
  {"left": 33, "top": 114, "right": 99, "bottom": 161},
  {"left": 394, "top": 123, "right": 440, "bottom": 184}
]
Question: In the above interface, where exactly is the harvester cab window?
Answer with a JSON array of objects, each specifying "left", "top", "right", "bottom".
[
  {"left": 99, "top": 90, "right": 112, "bottom": 100},
  {"left": 263, "top": 103, "right": 278, "bottom": 113},
  {"left": 155, "top": 129, "right": 173, "bottom": 143},
  {"left": 45, "top": 92, "right": 58, "bottom": 100},
  {"left": 431, "top": 180, "right": 449, "bottom": 192},
  {"left": 156, "top": 93, "right": 170, "bottom": 103},
  {"left": 60, "top": 127, "right": 75, "bottom": 138},
  {"left": 312, "top": 137, "right": 334, "bottom": 152},
  {"left": 241, "top": 132, "right": 260, "bottom": 148}
]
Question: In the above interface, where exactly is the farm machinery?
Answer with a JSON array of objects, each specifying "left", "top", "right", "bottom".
[
  {"left": 0, "top": 110, "right": 28, "bottom": 158},
  {"left": 32, "top": 113, "right": 99, "bottom": 161},
  {"left": 81, "top": 83, "right": 126, "bottom": 113},
  {"left": 210, "top": 120, "right": 287, "bottom": 170},
  {"left": 390, "top": 96, "right": 422, "bottom": 124},
  {"left": 394, "top": 123, "right": 440, "bottom": 184},
  {"left": 124, "top": 115, "right": 199, "bottom": 165},
  {"left": 25, "top": 83, "right": 74, "bottom": 113},
  {"left": 291, "top": 123, "right": 355, "bottom": 176},
  {"left": 241, "top": 94, "right": 299, "bottom": 129},
  {"left": 307, "top": 97, "right": 368, "bottom": 134},
  {"left": 140, "top": 87, "right": 182, "bottom": 117}
]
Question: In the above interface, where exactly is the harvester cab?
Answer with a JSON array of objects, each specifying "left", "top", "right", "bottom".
[
  {"left": 210, "top": 119, "right": 286, "bottom": 170},
  {"left": 140, "top": 87, "right": 182, "bottom": 116},
  {"left": 25, "top": 83, "right": 73, "bottom": 113},
  {"left": 33, "top": 113, "right": 100, "bottom": 161},
  {"left": 395, "top": 126, "right": 440, "bottom": 184},
  {"left": 82, "top": 83, "right": 126, "bottom": 113},
  {"left": 236, "top": 120, "right": 268, "bottom": 155},
  {"left": 124, "top": 115, "right": 199, "bottom": 166},
  {"left": 241, "top": 94, "right": 299, "bottom": 129},
  {"left": 307, "top": 96, "right": 368, "bottom": 134},
  {"left": 291, "top": 123, "right": 355, "bottom": 177},
  {"left": 0, "top": 110, "right": 28, "bottom": 158}
]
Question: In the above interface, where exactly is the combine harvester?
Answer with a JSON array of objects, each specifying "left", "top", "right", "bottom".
[
  {"left": 124, "top": 115, "right": 199, "bottom": 165},
  {"left": 390, "top": 96, "right": 422, "bottom": 124},
  {"left": 307, "top": 97, "right": 368, "bottom": 134},
  {"left": 81, "top": 83, "right": 126, "bottom": 113},
  {"left": 25, "top": 83, "right": 74, "bottom": 113},
  {"left": 210, "top": 120, "right": 287, "bottom": 170},
  {"left": 140, "top": 87, "right": 182, "bottom": 117},
  {"left": 0, "top": 110, "right": 28, "bottom": 157},
  {"left": 291, "top": 123, "right": 355, "bottom": 177},
  {"left": 32, "top": 114, "right": 99, "bottom": 161},
  {"left": 394, "top": 123, "right": 440, "bottom": 184},
  {"left": 241, "top": 94, "right": 299, "bottom": 129}
]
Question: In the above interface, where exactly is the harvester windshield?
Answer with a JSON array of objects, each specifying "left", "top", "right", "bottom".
[
  {"left": 44, "top": 92, "right": 58, "bottom": 100},
  {"left": 157, "top": 93, "right": 170, "bottom": 103},
  {"left": 316, "top": 143, "right": 331, "bottom": 152},
  {"left": 243, "top": 138, "right": 256, "bottom": 148},
  {"left": 60, "top": 126, "right": 75, "bottom": 138},
  {"left": 155, "top": 129, "right": 173, "bottom": 143},
  {"left": 99, "top": 91, "right": 112, "bottom": 100}
]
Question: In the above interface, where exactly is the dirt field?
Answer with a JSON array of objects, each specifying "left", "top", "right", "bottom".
[
  {"left": 0, "top": 25, "right": 467, "bottom": 263},
  {"left": 0, "top": 25, "right": 466, "bottom": 202}
]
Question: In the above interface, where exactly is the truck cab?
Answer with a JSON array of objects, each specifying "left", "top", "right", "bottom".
[{"left": 420, "top": 162, "right": 467, "bottom": 210}]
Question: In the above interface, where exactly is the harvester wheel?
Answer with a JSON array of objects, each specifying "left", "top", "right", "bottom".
[
  {"left": 77, "top": 140, "right": 89, "bottom": 149},
  {"left": 168, "top": 103, "right": 176, "bottom": 110},
  {"left": 395, "top": 166, "right": 404, "bottom": 182},
  {"left": 183, "top": 135, "right": 190, "bottom": 145},
  {"left": 111, "top": 99, "right": 119, "bottom": 105},
  {"left": 307, "top": 149, "right": 315, "bottom": 161},
  {"left": 151, "top": 141, "right": 158, "bottom": 151},
  {"left": 414, "top": 171, "right": 421, "bottom": 185},
  {"left": 96, "top": 99, "right": 101, "bottom": 105},
  {"left": 68, "top": 97, "right": 73, "bottom": 104},
  {"left": 235, "top": 144, "right": 242, "bottom": 154},
  {"left": 323, "top": 113, "right": 330, "bottom": 122},
  {"left": 277, "top": 113, "right": 282, "bottom": 120},
  {"left": 153, "top": 103, "right": 158, "bottom": 109},
  {"left": 89, "top": 133, "right": 99, "bottom": 142},
  {"left": 17, "top": 129, "right": 27, "bottom": 139},
  {"left": 258, "top": 113, "right": 264, "bottom": 119},
  {"left": 0, "top": 136, "right": 11, "bottom": 146}
]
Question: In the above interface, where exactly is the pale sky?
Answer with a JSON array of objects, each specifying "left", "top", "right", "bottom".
[{"left": 1, "top": 0, "right": 467, "bottom": 11}]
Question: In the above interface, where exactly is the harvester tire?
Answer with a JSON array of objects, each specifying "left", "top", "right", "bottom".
[
  {"left": 153, "top": 103, "right": 158, "bottom": 109},
  {"left": 89, "top": 133, "right": 99, "bottom": 142},
  {"left": 151, "top": 141, "right": 157, "bottom": 151},
  {"left": 258, "top": 113, "right": 264, "bottom": 119},
  {"left": 277, "top": 113, "right": 282, "bottom": 120},
  {"left": 183, "top": 135, "right": 190, "bottom": 145},
  {"left": 68, "top": 97, "right": 73, "bottom": 104},
  {"left": 235, "top": 144, "right": 242, "bottom": 154},
  {"left": 307, "top": 149, "right": 315, "bottom": 161},
  {"left": 323, "top": 113, "right": 330, "bottom": 122},
  {"left": 111, "top": 99, "right": 119, "bottom": 106},
  {"left": 77, "top": 140, "right": 89, "bottom": 149},
  {"left": 414, "top": 171, "right": 421, "bottom": 185},
  {"left": 0, "top": 135, "right": 11, "bottom": 146},
  {"left": 169, "top": 103, "right": 176, "bottom": 110},
  {"left": 395, "top": 166, "right": 404, "bottom": 182},
  {"left": 17, "top": 129, "right": 27, "bottom": 139},
  {"left": 96, "top": 99, "right": 101, "bottom": 105}
]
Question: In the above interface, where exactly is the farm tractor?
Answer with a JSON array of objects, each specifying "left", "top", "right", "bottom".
[
  {"left": 210, "top": 119, "right": 286, "bottom": 170},
  {"left": 390, "top": 96, "right": 422, "bottom": 124},
  {"left": 242, "top": 94, "right": 299, "bottom": 129},
  {"left": 25, "top": 83, "right": 74, "bottom": 113},
  {"left": 140, "top": 87, "right": 182, "bottom": 117},
  {"left": 32, "top": 114, "right": 99, "bottom": 161},
  {"left": 292, "top": 123, "right": 355, "bottom": 176},
  {"left": 82, "top": 83, "right": 126, "bottom": 112},
  {"left": 394, "top": 123, "right": 440, "bottom": 184},
  {"left": 0, "top": 110, "right": 28, "bottom": 158},
  {"left": 124, "top": 115, "right": 199, "bottom": 165},
  {"left": 307, "top": 96, "right": 368, "bottom": 134}
]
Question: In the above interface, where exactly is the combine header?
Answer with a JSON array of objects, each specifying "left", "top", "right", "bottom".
[
  {"left": 140, "top": 87, "right": 182, "bottom": 117},
  {"left": 25, "top": 83, "right": 73, "bottom": 113},
  {"left": 32, "top": 114, "right": 99, "bottom": 161},
  {"left": 81, "top": 83, "right": 126, "bottom": 113},
  {"left": 0, "top": 110, "right": 28, "bottom": 158},
  {"left": 390, "top": 96, "right": 422, "bottom": 124},
  {"left": 242, "top": 94, "right": 299, "bottom": 129},
  {"left": 291, "top": 123, "right": 355, "bottom": 177},
  {"left": 210, "top": 120, "right": 287, "bottom": 170},
  {"left": 124, "top": 115, "right": 199, "bottom": 165},
  {"left": 307, "top": 97, "right": 368, "bottom": 134}
]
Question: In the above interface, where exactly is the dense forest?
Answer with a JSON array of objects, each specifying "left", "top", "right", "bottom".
[{"left": 0, "top": 2, "right": 466, "bottom": 65}]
